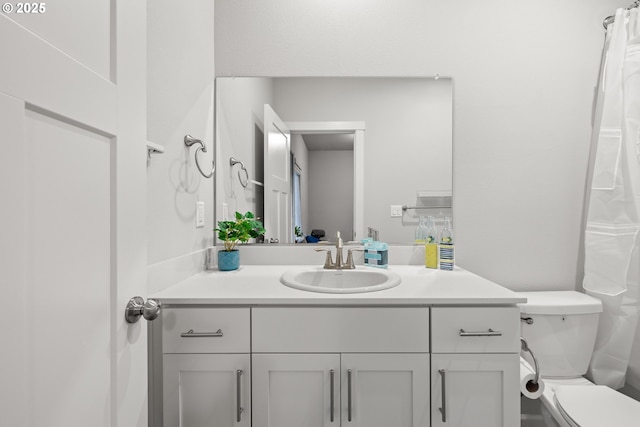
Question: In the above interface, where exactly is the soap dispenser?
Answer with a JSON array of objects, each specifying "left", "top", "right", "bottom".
[
  {"left": 439, "top": 217, "right": 454, "bottom": 270},
  {"left": 425, "top": 216, "right": 438, "bottom": 269},
  {"left": 364, "top": 230, "right": 388, "bottom": 268},
  {"left": 415, "top": 216, "right": 428, "bottom": 244}
]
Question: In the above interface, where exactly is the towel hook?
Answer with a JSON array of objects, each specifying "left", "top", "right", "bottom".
[
  {"left": 184, "top": 135, "right": 215, "bottom": 178},
  {"left": 230, "top": 157, "right": 249, "bottom": 188}
]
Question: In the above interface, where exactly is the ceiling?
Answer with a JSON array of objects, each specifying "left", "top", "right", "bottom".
[{"left": 297, "top": 132, "right": 354, "bottom": 151}]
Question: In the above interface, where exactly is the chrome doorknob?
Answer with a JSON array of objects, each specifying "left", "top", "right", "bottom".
[{"left": 125, "top": 296, "right": 161, "bottom": 324}]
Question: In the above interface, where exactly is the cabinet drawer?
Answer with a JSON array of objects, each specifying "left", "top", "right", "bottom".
[
  {"left": 162, "top": 308, "right": 250, "bottom": 353},
  {"left": 252, "top": 307, "right": 429, "bottom": 353},
  {"left": 431, "top": 307, "right": 519, "bottom": 353}
]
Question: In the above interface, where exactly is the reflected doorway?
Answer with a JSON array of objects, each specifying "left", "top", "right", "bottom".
[{"left": 291, "top": 131, "right": 355, "bottom": 242}]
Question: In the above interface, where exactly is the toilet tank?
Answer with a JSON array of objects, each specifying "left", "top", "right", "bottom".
[{"left": 518, "top": 291, "right": 603, "bottom": 378}]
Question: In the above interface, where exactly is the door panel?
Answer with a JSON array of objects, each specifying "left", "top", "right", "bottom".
[
  {"left": 27, "top": 108, "right": 112, "bottom": 427},
  {"left": 264, "top": 104, "right": 291, "bottom": 243},
  {"left": 0, "top": 3, "right": 147, "bottom": 426},
  {"left": 0, "top": 93, "right": 29, "bottom": 427},
  {"left": 253, "top": 353, "right": 340, "bottom": 427},
  {"left": 342, "top": 353, "right": 430, "bottom": 427},
  {"left": 164, "top": 354, "right": 251, "bottom": 427},
  {"left": 8, "top": 0, "right": 112, "bottom": 79},
  {"left": 431, "top": 354, "right": 520, "bottom": 427},
  {"left": 0, "top": 14, "right": 116, "bottom": 134}
]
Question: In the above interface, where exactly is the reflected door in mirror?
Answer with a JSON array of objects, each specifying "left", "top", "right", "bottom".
[{"left": 264, "top": 104, "right": 292, "bottom": 243}]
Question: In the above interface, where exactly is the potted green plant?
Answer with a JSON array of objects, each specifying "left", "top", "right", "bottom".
[{"left": 215, "top": 211, "right": 265, "bottom": 271}]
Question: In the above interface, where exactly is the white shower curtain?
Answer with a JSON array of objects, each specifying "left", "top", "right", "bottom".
[{"left": 583, "top": 7, "right": 640, "bottom": 389}]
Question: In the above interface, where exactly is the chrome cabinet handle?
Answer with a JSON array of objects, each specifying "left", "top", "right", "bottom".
[
  {"left": 458, "top": 328, "right": 502, "bottom": 337},
  {"left": 347, "top": 369, "right": 353, "bottom": 422},
  {"left": 330, "top": 369, "right": 335, "bottom": 422},
  {"left": 439, "top": 369, "right": 447, "bottom": 422},
  {"left": 180, "top": 328, "right": 223, "bottom": 338},
  {"left": 236, "top": 369, "right": 244, "bottom": 422}
]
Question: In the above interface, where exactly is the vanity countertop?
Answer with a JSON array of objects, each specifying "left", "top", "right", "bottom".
[{"left": 151, "top": 265, "right": 525, "bottom": 306}]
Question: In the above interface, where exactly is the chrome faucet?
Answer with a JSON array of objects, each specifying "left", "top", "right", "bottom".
[
  {"left": 315, "top": 232, "right": 364, "bottom": 270},
  {"left": 335, "top": 231, "right": 344, "bottom": 267}
]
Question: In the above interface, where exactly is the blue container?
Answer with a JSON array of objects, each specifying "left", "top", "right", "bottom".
[
  {"left": 364, "top": 241, "right": 388, "bottom": 269},
  {"left": 218, "top": 250, "right": 240, "bottom": 271}
]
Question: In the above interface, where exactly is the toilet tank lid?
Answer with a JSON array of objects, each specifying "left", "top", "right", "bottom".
[{"left": 517, "top": 291, "right": 603, "bottom": 315}]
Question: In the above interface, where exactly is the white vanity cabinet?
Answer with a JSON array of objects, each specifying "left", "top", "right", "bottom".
[
  {"left": 251, "top": 307, "right": 431, "bottom": 427},
  {"left": 152, "top": 304, "right": 521, "bottom": 427},
  {"left": 157, "top": 307, "right": 251, "bottom": 427},
  {"left": 430, "top": 307, "right": 521, "bottom": 427}
]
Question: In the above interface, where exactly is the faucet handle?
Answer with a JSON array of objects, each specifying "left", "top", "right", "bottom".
[
  {"left": 315, "top": 248, "right": 334, "bottom": 269},
  {"left": 345, "top": 247, "right": 365, "bottom": 269}
]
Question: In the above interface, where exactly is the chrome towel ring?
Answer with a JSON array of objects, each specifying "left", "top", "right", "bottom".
[
  {"left": 184, "top": 135, "right": 215, "bottom": 178},
  {"left": 230, "top": 157, "right": 249, "bottom": 188}
]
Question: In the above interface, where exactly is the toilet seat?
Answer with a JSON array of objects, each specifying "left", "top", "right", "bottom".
[{"left": 554, "top": 385, "right": 640, "bottom": 427}]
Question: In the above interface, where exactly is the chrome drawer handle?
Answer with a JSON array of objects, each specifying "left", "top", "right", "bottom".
[
  {"left": 180, "top": 328, "right": 223, "bottom": 338},
  {"left": 236, "top": 369, "right": 244, "bottom": 422},
  {"left": 347, "top": 369, "right": 353, "bottom": 422},
  {"left": 459, "top": 328, "right": 502, "bottom": 337},
  {"left": 330, "top": 369, "right": 335, "bottom": 422},
  {"left": 439, "top": 369, "right": 447, "bottom": 422},
  {"left": 458, "top": 329, "right": 502, "bottom": 337}
]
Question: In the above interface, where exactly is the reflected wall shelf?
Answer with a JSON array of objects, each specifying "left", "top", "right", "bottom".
[{"left": 403, "top": 190, "right": 452, "bottom": 211}]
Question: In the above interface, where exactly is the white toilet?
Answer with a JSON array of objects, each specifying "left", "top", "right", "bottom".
[{"left": 518, "top": 291, "right": 640, "bottom": 427}]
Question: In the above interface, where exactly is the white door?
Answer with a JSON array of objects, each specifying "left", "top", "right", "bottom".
[
  {"left": 431, "top": 354, "right": 520, "bottom": 427},
  {"left": 264, "top": 104, "right": 292, "bottom": 243},
  {"left": 0, "top": 2, "right": 148, "bottom": 426},
  {"left": 164, "top": 354, "right": 251, "bottom": 427},
  {"left": 253, "top": 353, "right": 340, "bottom": 427},
  {"left": 341, "top": 353, "right": 430, "bottom": 427}
]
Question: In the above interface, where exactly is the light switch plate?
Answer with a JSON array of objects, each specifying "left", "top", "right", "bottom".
[
  {"left": 196, "top": 201, "right": 205, "bottom": 227},
  {"left": 222, "top": 203, "right": 229, "bottom": 221},
  {"left": 390, "top": 205, "right": 403, "bottom": 217}
]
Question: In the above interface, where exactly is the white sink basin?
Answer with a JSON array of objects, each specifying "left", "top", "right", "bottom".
[{"left": 280, "top": 268, "right": 401, "bottom": 294}]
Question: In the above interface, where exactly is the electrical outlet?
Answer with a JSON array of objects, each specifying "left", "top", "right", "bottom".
[
  {"left": 390, "top": 205, "right": 403, "bottom": 217},
  {"left": 196, "top": 201, "right": 205, "bottom": 228}
]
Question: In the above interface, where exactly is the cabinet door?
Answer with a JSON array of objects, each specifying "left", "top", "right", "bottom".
[
  {"left": 253, "top": 353, "right": 340, "bottom": 427},
  {"left": 431, "top": 354, "right": 519, "bottom": 427},
  {"left": 163, "top": 354, "right": 250, "bottom": 427},
  {"left": 341, "top": 353, "right": 430, "bottom": 427}
]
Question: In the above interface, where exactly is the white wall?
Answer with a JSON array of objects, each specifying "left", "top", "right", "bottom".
[
  {"left": 215, "top": 77, "right": 275, "bottom": 225},
  {"left": 214, "top": 0, "right": 627, "bottom": 291},
  {"left": 146, "top": 0, "right": 215, "bottom": 286},
  {"left": 308, "top": 150, "right": 354, "bottom": 240}
]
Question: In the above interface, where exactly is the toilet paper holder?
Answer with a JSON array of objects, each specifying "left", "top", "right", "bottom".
[{"left": 521, "top": 337, "right": 540, "bottom": 385}]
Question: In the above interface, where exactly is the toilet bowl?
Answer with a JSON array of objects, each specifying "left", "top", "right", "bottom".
[{"left": 518, "top": 291, "right": 640, "bottom": 427}]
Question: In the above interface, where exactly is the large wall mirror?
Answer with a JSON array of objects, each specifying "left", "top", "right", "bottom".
[{"left": 215, "top": 77, "right": 453, "bottom": 245}]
